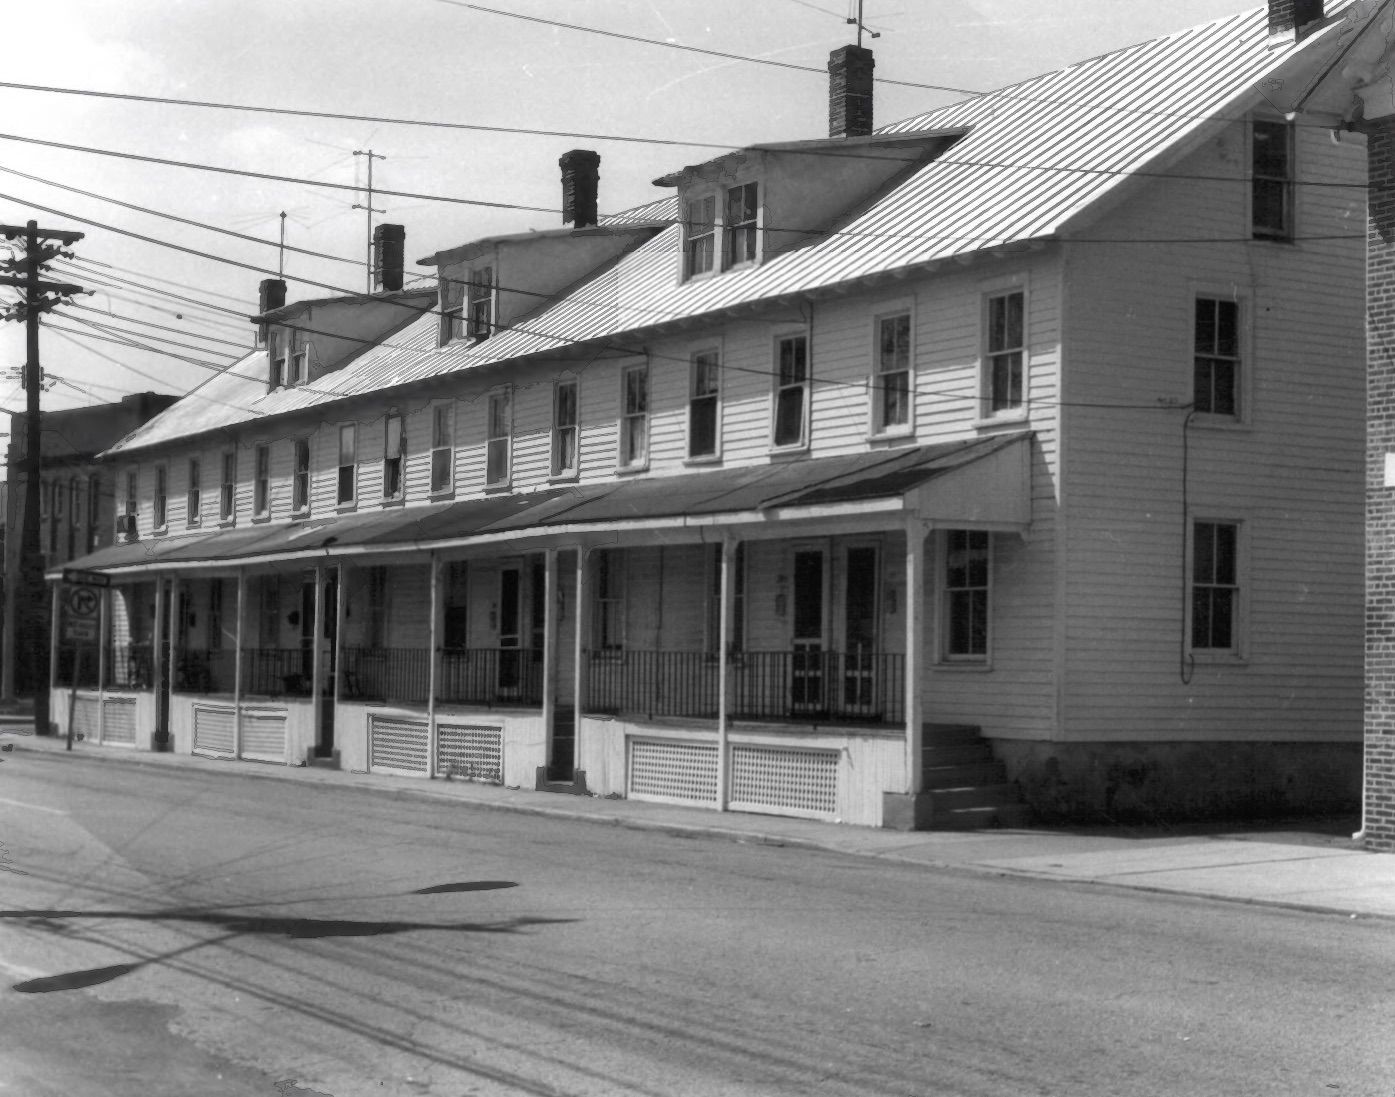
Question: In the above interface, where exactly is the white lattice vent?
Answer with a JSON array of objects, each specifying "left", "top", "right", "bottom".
[
  {"left": 628, "top": 739, "right": 718, "bottom": 805},
  {"left": 370, "top": 715, "right": 429, "bottom": 774},
  {"left": 729, "top": 746, "right": 837, "bottom": 818},
  {"left": 193, "top": 705, "right": 235, "bottom": 756},
  {"left": 437, "top": 723, "right": 503, "bottom": 784},
  {"left": 241, "top": 711, "right": 287, "bottom": 761},
  {"left": 71, "top": 697, "right": 99, "bottom": 743},
  {"left": 102, "top": 698, "right": 137, "bottom": 745}
]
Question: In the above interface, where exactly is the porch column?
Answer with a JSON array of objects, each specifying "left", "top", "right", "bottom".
[
  {"left": 426, "top": 554, "right": 440, "bottom": 774},
  {"left": 311, "top": 564, "right": 325, "bottom": 764},
  {"left": 233, "top": 570, "right": 245, "bottom": 758},
  {"left": 48, "top": 582, "right": 60, "bottom": 692},
  {"left": 332, "top": 563, "right": 345, "bottom": 710},
  {"left": 152, "top": 578, "right": 165, "bottom": 745},
  {"left": 541, "top": 548, "right": 557, "bottom": 753},
  {"left": 96, "top": 587, "right": 108, "bottom": 744},
  {"left": 573, "top": 545, "right": 588, "bottom": 765},
  {"left": 905, "top": 519, "right": 927, "bottom": 795},
  {"left": 168, "top": 575, "right": 181, "bottom": 696},
  {"left": 717, "top": 536, "right": 735, "bottom": 812}
]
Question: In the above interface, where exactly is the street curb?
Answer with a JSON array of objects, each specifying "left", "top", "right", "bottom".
[{"left": 8, "top": 738, "right": 1387, "bottom": 922}]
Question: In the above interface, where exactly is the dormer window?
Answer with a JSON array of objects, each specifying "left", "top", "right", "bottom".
[
  {"left": 269, "top": 330, "right": 286, "bottom": 389},
  {"left": 269, "top": 328, "right": 308, "bottom": 389},
  {"left": 681, "top": 182, "right": 760, "bottom": 281},
  {"left": 467, "top": 267, "right": 494, "bottom": 340},
  {"left": 724, "top": 183, "right": 758, "bottom": 268},
  {"left": 288, "top": 336, "right": 308, "bottom": 386},
  {"left": 684, "top": 197, "right": 716, "bottom": 278},
  {"left": 440, "top": 277, "right": 464, "bottom": 344}
]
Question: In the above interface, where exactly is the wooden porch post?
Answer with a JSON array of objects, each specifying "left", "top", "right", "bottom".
[
  {"left": 96, "top": 587, "right": 108, "bottom": 744},
  {"left": 905, "top": 518, "right": 926, "bottom": 795},
  {"left": 167, "top": 576, "right": 181, "bottom": 746},
  {"left": 311, "top": 564, "right": 325, "bottom": 765},
  {"left": 426, "top": 553, "right": 440, "bottom": 775},
  {"left": 332, "top": 563, "right": 346, "bottom": 712},
  {"left": 573, "top": 545, "right": 588, "bottom": 774},
  {"left": 48, "top": 582, "right": 60, "bottom": 693},
  {"left": 233, "top": 570, "right": 245, "bottom": 758},
  {"left": 541, "top": 548, "right": 557, "bottom": 760},
  {"left": 717, "top": 536, "right": 735, "bottom": 812},
  {"left": 152, "top": 577, "right": 166, "bottom": 745}
]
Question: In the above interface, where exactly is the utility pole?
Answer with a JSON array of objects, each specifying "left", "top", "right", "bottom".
[
  {"left": 0, "top": 220, "right": 84, "bottom": 737},
  {"left": 352, "top": 149, "right": 386, "bottom": 293}
]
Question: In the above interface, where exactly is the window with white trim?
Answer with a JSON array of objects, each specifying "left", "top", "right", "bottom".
[
  {"left": 86, "top": 474, "right": 100, "bottom": 552},
  {"left": 985, "top": 290, "right": 1025, "bottom": 415},
  {"left": 292, "top": 438, "right": 311, "bottom": 515},
  {"left": 382, "top": 413, "right": 405, "bottom": 501},
  {"left": 430, "top": 403, "right": 454, "bottom": 494},
  {"left": 550, "top": 379, "right": 579, "bottom": 478},
  {"left": 268, "top": 329, "right": 286, "bottom": 390},
  {"left": 593, "top": 548, "right": 625, "bottom": 654},
  {"left": 619, "top": 364, "right": 649, "bottom": 470},
  {"left": 439, "top": 277, "right": 464, "bottom": 344},
  {"left": 253, "top": 444, "right": 270, "bottom": 518},
  {"left": 1191, "top": 521, "right": 1240, "bottom": 652},
  {"left": 1252, "top": 118, "right": 1293, "bottom": 240},
  {"left": 772, "top": 334, "right": 809, "bottom": 449},
  {"left": 688, "top": 349, "right": 721, "bottom": 459},
  {"left": 486, "top": 388, "right": 512, "bottom": 488},
  {"left": 1194, "top": 297, "right": 1240, "bottom": 418},
  {"left": 684, "top": 196, "right": 716, "bottom": 278},
  {"left": 336, "top": 425, "right": 356, "bottom": 506},
  {"left": 186, "top": 458, "right": 201, "bottom": 527},
  {"left": 220, "top": 451, "right": 236, "bottom": 522},
  {"left": 288, "top": 334, "right": 308, "bottom": 386},
  {"left": 872, "top": 311, "right": 912, "bottom": 434},
  {"left": 467, "top": 267, "right": 494, "bottom": 340},
  {"left": 124, "top": 470, "right": 137, "bottom": 521},
  {"left": 153, "top": 465, "right": 168, "bottom": 531},
  {"left": 943, "top": 529, "right": 989, "bottom": 660},
  {"left": 723, "top": 182, "right": 758, "bottom": 268}
]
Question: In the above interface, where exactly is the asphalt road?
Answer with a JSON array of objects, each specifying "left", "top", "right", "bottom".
[{"left": 1, "top": 750, "right": 1392, "bottom": 1097}]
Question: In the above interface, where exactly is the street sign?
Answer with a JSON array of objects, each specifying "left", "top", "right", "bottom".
[
  {"left": 62, "top": 568, "right": 110, "bottom": 588},
  {"left": 66, "top": 586, "right": 99, "bottom": 618},
  {"left": 62, "top": 618, "right": 98, "bottom": 643}
]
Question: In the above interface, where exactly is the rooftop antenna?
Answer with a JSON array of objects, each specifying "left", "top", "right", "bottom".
[
  {"left": 278, "top": 211, "right": 287, "bottom": 276},
  {"left": 846, "top": 0, "right": 880, "bottom": 48},
  {"left": 352, "top": 148, "right": 386, "bottom": 292}
]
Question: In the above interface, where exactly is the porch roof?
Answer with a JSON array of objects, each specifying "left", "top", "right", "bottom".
[{"left": 49, "top": 433, "right": 1031, "bottom": 577}]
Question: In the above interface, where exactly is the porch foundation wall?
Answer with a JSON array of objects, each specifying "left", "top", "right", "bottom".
[
  {"left": 338, "top": 701, "right": 545, "bottom": 786},
  {"left": 994, "top": 739, "right": 1361, "bottom": 824},
  {"left": 51, "top": 688, "right": 156, "bottom": 750}
]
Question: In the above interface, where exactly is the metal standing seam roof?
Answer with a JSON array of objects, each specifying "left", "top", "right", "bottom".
[
  {"left": 108, "top": 4, "right": 1342, "bottom": 457},
  {"left": 55, "top": 434, "right": 1030, "bottom": 575}
]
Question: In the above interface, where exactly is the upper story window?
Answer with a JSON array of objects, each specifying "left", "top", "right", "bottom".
[
  {"left": 293, "top": 438, "right": 311, "bottom": 515},
  {"left": 1252, "top": 119, "right": 1293, "bottom": 241},
  {"left": 1194, "top": 297, "right": 1240, "bottom": 418},
  {"left": 552, "top": 379, "right": 579, "bottom": 478},
  {"left": 86, "top": 474, "right": 100, "bottom": 552},
  {"left": 69, "top": 479, "right": 80, "bottom": 528},
  {"left": 619, "top": 363, "right": 649, "bottom": 470},
  {"left": 253, "top": 444, "right": 270, "bottom": 518},
  {"left": 269, "top": 330, "right": 286, "bottom": 389},
  {"left": 153, "top": 465, "right": 168, "bottom": 531},
  {"left": 383, "top": 413, "right": 405, "bottom": 501},
  {"left": 337, "top": 425, "right": 357, "bottom": 506},
  {"left": 220, "top": 450, "right": 236, "bottom": 522},
  {"left": 430, "top": 404, "right": 454, "bottom": 495},
  {"left": 467, "top": 267, "right": 494, "bottom": 341},
  {"left": 54, "top": 479, "right": 64, "bottom": 519},
  {"left": 688, "top": 349, "right": 721, "bottom": 460},
  {"left": 871, "top": 310, "right": 912, "bottom": 436},
  {"left": 486, "top": 388, "right": 512, "bottom": 488},
  {"left": 186, "top": 458, "right": 201, "bottom": 528},
  {"left": 440, "top": 277, "right": 464, "bottom": 345},
  {"left": 124, "top": 470, "right": 137, "bottom": 520},
  {"left": 772, "top": 334, "right": 810, "bottom": 449},
  {"left": 684, "top": 197, "right": 716, "bottom": 278},
  {"left": 724, "top": 182, "right": 759, "bottom": 268},
  {"left": 985, "top": 290, "right": 1025, "bottom": 416},
  {"left": 288, "top": 333, "right": 308, "bottom": 386}
]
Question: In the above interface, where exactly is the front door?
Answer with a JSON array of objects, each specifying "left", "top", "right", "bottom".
[
  {"left": 791, "top": 549, "right": 826, "bottom": 713},
  {"left": 498, "top": 566, "right": 522, "bottom": 696},
  {"left": 842, "top": 545, "right": 880, "bottom": 715}
]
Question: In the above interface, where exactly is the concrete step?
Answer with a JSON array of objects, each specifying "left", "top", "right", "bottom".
[
  {"left": 931, "top": 802, "right": 1035, "bottom": 831},
  {"left": 929, "top": 783, "right": 1023, "bottom": 812},
  {"left": 923, "top": 760, "right": 1008, "bottom": 789},
  {"left": 922, "top": 723, "right": 983, "bottom": 744},
  {"left": 922, "top": 741, "right": 996, "bottom": 767}
]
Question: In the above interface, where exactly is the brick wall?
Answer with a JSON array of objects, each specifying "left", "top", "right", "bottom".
[{"left": 1366, "top": 117, "right": 1395, "bottom": 851}]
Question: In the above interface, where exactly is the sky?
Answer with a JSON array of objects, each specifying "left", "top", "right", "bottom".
[{"left": 0, "top": 0, "right": 1270, "bottom": 432}]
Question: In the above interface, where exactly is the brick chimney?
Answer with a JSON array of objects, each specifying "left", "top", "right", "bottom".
[
  {"left": 1269, "top": 0, "right": 1324, "bottom": 39},
  {"left": 373, "top": 223, "right": 405, "bottom": 292},
  {"left": 560, "top": 149, "right": 601, "bottom": 228},
  {"left": 828, "top": 45, "right": 875, "bottom": 138},
  {"left": 257, "top": 277, "right": 286, "bottom": 344}
]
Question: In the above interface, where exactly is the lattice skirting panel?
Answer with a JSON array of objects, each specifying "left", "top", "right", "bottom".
[
  {"left": 193, "top": 705, "right": 236, "bottom": 756},
  {"left": 627, "top": 739, "right": 718, "bottom": 806},
  {"left": 241, "top": 711, "right": 287, "bottom": 762},
  {"left": 436, "top": 723, "right": 503, "bottom": 784},
  {"left": 101, "top": 698, "right": 137, "bottom": 745},
  {"left": 729, "top": 745, "right": 838, "bottom": 819},
  {"left": 370, "top": 715, "right": 429, "bottom": 775},
  {"left": 71, "top": 696, "right": 99, "bottom": 743}
]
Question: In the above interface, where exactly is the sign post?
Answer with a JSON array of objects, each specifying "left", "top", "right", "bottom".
[{"left": 62, "top": 581, "right": 101, "bottom": 751}]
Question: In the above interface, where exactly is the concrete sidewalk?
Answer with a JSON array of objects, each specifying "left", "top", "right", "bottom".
[{"left": 5, "top": 725, "right": 1391, "bottom": 920}]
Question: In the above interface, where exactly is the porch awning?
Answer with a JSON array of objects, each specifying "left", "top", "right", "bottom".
[{"left": 48, "top": 432, "right": 1031, "bottom": 577}]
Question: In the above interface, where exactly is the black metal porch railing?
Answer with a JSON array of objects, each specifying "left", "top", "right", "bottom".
[
  {"left": 54, "top": 647, "right": 100, "bottom": 689},
  {"left": 103, "top": 643, "right": 153, "bottom": 691},
  {"left": 339, "top": 647, "right": 430, "bottom": 704},
  {"left": 240, "top": 647, "right": 315, "bottom": 698},
  {"left": 172, "top": 649, "right": 237, "bottom": 695},
  {"left": 438, "top": 648, "right": 543, "bottom": 706},
  {"left": 585, "top": 649, "right": 905, "bottom": 724}
]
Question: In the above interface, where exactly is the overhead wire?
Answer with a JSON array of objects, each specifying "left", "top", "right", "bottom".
[{"left": 68, "top": 302, "right": 253, "bottom": 350}]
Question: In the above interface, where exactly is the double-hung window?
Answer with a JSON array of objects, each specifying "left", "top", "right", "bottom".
[
  {"left": 724, "top": 182, "right": 758, "bottom": 268},
  {"left": 873, "top": 311, "right": 912, "bottom": 434},
  {"left": 593, "top": 548, "right": 625, "bottom": 654},
  {"left": 619, "top": 364, "right": 649, "bottom": 469},
  {"left": 486, "top": 389, "right": 512, "bottom": 488},
  {"left": 153, "top": 465, "right": 168, "bottom": 531},
  {"left": 440, "top": 277, "right": 464, "bottom": 344},
  {"left": 383, "top": 413, "right": 405, "bottom": 501},
  {"left": 124, "top": 470, "right": 137, "bottom": 524},
  {"left": 1192, "top": 521, "right": 1240, "bottom": 653},
  {"left": 944, "top": 530, "right": 989, "bottom": 660},
  {"left": 467, "top": 267, "right": 494, "bottom": 340},
  {"left": 430, "top": 404, "right": 454, "bottom": 494},
  {"left": 87, "top": 474, "right": 100, "bottom": 552},
  {"left": 552, "top": 379, "right": 579, "bottom": 478},
  {"left": 253, "top": 444, "right": 270, "bottom": 518},
  {"left": 684, "top": 196, "right": 716, "bottom": 278},
  {"left": 772, "top": 334, "right": 809, "bottom": 449},
  {"left": 986, "top": 291, "right": 1025, "bottom": 415},
  {"left": 268, "top": 330, "right": 286, "bottom": 390},
  {"left": 688, "top": 350, "right": 721, "bottom": 460},
  {"left": 186, "top": 458, "right": 201, "bottom": 527},
  {"left": 288, "top": 332, "right": 308, "bottom": 386},
  {"left": 1252, "top": 119, "right": 1294, "bottom": 240},
  {"left": 336, "top": 425, "right": 356, "bottom": 506},
  {"left": 1194, "top": 297, "right": 1240, "bottom": 418},
  {"left": 220, "top": 451, "right": 236, "bottom": 522},
  {"left": 292, "top": 439, "right": 311, "bottom": 515}
]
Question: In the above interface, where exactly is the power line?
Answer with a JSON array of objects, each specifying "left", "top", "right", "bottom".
[
  {"left": 65, "top": 306, "right": 246, "bottom": 356},
  {"left": 59, "top": 262, "right": 257, "bottom": 324},
  {"left": 47, "top": 317, "right": 234, "bottom": 371},
  {"left": 75, "top": 256, "right": 257, "bottom": 306},
  {"left": 68, "top": 302, "right": 252, "bottom": 350}
]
